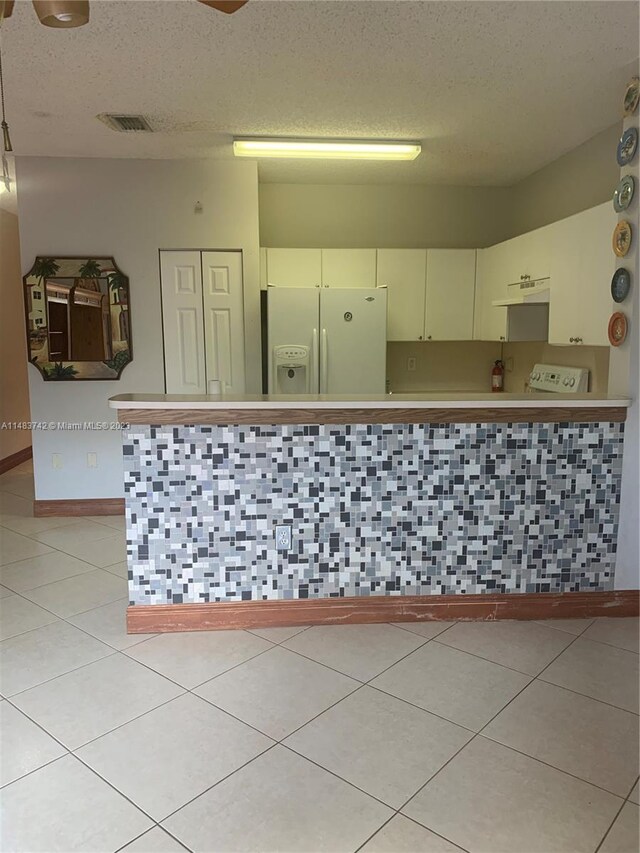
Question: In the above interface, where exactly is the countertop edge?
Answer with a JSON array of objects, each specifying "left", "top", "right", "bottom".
[{"left": 108, "top": 394, "right": 631, "bottom": 411}]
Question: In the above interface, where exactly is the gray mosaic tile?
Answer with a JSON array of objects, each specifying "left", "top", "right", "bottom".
[{"left": 123, "top": 422, "right": 624, "bottom": 605}]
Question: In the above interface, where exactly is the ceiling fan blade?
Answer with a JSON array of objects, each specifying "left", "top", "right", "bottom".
[
  {"left": 197, "top": 0, "right": 248, "bottom": 14},
  {"left": 0, "top": 0, "right": 15, "bottom": 21}
]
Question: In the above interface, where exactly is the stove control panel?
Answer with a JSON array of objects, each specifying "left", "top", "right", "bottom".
[{"left": 528, "top": 364, "right": 589, "bottom": 394}]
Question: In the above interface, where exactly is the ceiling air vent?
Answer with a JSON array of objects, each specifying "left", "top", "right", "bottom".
[{"left": 97, "top": 114, "right": 153, "bottom": 133}]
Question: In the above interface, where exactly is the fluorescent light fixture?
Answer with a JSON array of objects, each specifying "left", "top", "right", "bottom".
[{"left": 233, "top": 138, "right": 421, "bottom": 161}]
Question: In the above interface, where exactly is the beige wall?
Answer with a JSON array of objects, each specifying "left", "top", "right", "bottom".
[
  {"left": 259, "top": 184, "right": 513, "bottom": 249},
  {"left": 508, "top": 123, "right": 622, "bottom": 237},
  {"left": 502, "top": 342, "right": 610, "bottom": 396},
  {"left": 387, "top": 341, "right": 502, "bottom": 393},
  {"left": 0, "top": 209, "right": 31, "bottom": 461},
  {"left": 259, "top": 122, "right": 622, "bottom": 250}
]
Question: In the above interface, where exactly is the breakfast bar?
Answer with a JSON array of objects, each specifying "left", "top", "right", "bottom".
[{"left": 109, "top": 393, "right": 632, "bottom": 632}]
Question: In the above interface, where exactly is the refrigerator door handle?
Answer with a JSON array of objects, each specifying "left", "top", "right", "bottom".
[
  {"left": 320, "top": 327, "right": 328, "bottom": 393},
  {"left": 312, "top": 327, "right": 319, "bottom": 394}
]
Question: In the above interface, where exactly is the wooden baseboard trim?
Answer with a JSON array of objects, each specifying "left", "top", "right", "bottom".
[
  {"left": 127, "top": 589, "right": 640, "bottom": 633},
  {"left": 34, "top": 497, "right": 125, "bottom": 517},
  {"left": 0, "top": 445, "right": 32, "bottom": 476}
]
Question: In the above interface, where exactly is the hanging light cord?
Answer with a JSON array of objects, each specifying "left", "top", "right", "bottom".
[
  {"left": 0, "top": 33, "right": 6, "bottom": 126},
  {"left": 0, "top": 28, "right": 12, "bottom": 153}
]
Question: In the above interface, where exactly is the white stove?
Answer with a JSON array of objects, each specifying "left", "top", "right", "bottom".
[{"left": 528, "top": 363, "right": 589, "bottom": 394}]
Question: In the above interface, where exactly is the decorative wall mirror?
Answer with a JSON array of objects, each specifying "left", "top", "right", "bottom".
[{"left": 23, "top": 257, "right": 132, "bottom": 380}]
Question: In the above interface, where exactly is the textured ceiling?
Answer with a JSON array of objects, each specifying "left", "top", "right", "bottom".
[{"left": 1, "top": 0, "right": 638, "bottom": 185}]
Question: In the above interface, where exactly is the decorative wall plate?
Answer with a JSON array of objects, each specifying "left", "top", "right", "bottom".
[
  {"left": 608, "top": 312, "right": 628, "bottom": 347},
  {"left": 611, "top": 268, "right": 631, "bottom": 303},
  {"left": 623, "top": 76, "right": 640, "bottom": 116},
  {"left": 612, "top": 220, "right": 632, "bottom": 257},
  {"left": 617, "top": 127, "right": 638, "bottom": 166},
  {"left": 613, "top": 175, "right": 635, "bottom": 212}
]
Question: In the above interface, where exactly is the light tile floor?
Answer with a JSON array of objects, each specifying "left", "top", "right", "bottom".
[{"left": 0, "top": 461, "right": 638, "bottom": 853}]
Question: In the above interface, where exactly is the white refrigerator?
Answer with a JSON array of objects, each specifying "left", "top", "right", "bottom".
[{"left": 267, "top": 287, "right": 387, "bottom": 395}]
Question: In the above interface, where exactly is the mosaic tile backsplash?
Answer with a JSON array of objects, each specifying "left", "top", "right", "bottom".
[{"left": 123, "top": 422, "right": 624, "bottom": 605}]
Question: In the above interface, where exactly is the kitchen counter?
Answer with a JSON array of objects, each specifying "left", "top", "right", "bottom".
[
  {"left": 109, "top": 392, "right": 629, "bottom": 425},
  {"left": 114, "top": 390, "right": 627, "bottom": 632}
]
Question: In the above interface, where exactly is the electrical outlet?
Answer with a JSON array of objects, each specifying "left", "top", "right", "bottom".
[
  {"left": 52, "top": 453, "right": 62, "bottom": 469},
  {"left": 505, "top": 357, "right": 514, "bottom": 373},
  {"left": 407, "top": 357, "right": 417, "bottom": 372},
  {"left": 87, "top": 452, "right": 97, "bottom": 468},
  {"left": 275, "top": 524, "right": 292, "bottom": 551}
]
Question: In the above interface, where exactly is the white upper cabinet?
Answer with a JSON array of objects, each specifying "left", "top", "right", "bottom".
[
  {"left": 473, "top": 245, "right": 508, "bottom": 341},
  {"left": 424, "top": 250, "right": 476, "bottom": 341},
  {"left": 498, "top": 227, "right": 551, "bottom": 286},
  {"left": 548, "top": 202, "right": 616, "bottom": 347},
  {"left": 266, "top": 248, "right": 321, "bottom": 288},
  {"left": 376, "top": 249, "right": 426, "bottom": 341},
  {"left": 321, "top": 249, "right": 377, "bottom": 288}
]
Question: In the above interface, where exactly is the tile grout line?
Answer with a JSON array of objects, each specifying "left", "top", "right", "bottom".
[
  {"left": 2, "top": 487, "right": 638, "bottom": 850},
  {"left": 386, "top": 628, "right": 595, "bottom": 839},
  {"left": 593, "top": 780, "right": 639, "bottom": 853}
]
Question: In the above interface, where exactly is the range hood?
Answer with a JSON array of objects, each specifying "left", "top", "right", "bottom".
[{"left": 493, "top": 278, "right": 550, "bottom": 307}]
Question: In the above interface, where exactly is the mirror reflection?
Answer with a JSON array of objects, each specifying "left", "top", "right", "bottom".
[{"left": 24, "top": 256, "right": 131, "bottom": 380}]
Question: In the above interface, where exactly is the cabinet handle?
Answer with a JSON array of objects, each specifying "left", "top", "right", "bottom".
[
  {"left": 500, "top": 336, "right": 505, "bottom": 341},
  {"left": 418, "top": 335, "right": 422, "bottom": 340},
  {"left": 427, "top": 335, "right": 432, "bottom": 340},
  {"left": 575, "top": 337, "right": 582, "bottom": 344}
]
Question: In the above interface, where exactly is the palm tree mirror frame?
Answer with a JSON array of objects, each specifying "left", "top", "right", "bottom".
[{"left": 23, "top": 256, "right": 132, "bottom": 381}]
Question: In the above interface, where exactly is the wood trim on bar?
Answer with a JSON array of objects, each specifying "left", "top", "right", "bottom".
[
  {"left": 0, "top": 445, "right": 32, "bottom": 476},
  {"left": 127, "top": 589, "right": 639, "bottom": 633},
  {"left": 34, "top": 498, "right": 125, "bottom": 517},
  {"left": 117, "top": 406, "right": 627, "bottom": 426}
]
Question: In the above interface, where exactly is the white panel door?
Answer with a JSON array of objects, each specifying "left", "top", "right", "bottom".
[
  {"left": 425, "top": 250, "right": 476, "bottom": 340},
  {"left": 160, "top": 251, "right": 206, "bottom": 394},
  {"left": 377, "top": 249, "right": 427, "bottom": 341},
  {"left": 322, "top": 249, "right": 377, "bottom": 288},
  {"left": 259, "top": 247, "right": 268, "bottom": 290},
  {"left": 266, "top": 248, "right": 322, "bottom": 287},
  {"left": 201, "top": 251, "right": 246, "bottom": 394},
  {"left": 320, "top": 288, "right": 387, "bottom": 394}
]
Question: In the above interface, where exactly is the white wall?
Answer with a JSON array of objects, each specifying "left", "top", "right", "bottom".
[
  {"left": 16, "top": 157, "right": 260, "bottom": 500},
  {"left": 609, "top": 108, "right": 639, "bottom": 591},
  {"left": 0, "top": 209, "right": 31, "bottom": 460}
]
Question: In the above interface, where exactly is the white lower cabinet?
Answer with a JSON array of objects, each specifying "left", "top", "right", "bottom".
[
  {"left": 548, "top": 202, "right": 616, "bottom": 346},
  {"left": 376, "top": 249, "right": 426, "bottom": 341},
  {"left": 424, "top": 249, "right": 476, "bottom": 340},
  {"left": 160, "top": 250, "right": 246, "bottom": 394}
]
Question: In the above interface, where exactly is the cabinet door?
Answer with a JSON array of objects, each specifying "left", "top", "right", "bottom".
[
  {"left": 201, "top": 251, "right": 246, "bottom": 394},
  {"left": 376, "top": 249, "right": 426, "bottom": 341},
  {"left": 160, "top": 250, "right": 206, "bottom": 394},
  {"left": 266, "top": 249, "right": 321, "bottom": 288},
  {"left": 549, "top": 202, "right": 615, "bottom": 346},
  {"left": 493, "top": 227, "right": 552, "bottom": 288},
  {"left": 473, "top": 246, "right": 508, "bottom": 342},
  {"left": 425, "top": 250, "right": 476, "bottom": 340},
  {"left": 321, "top": 249, "right": 377, "bottom": 288},
  {"left": 523, "top": 224, "right": 551, "bottom": 282}
]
